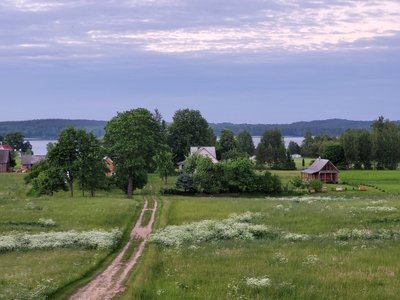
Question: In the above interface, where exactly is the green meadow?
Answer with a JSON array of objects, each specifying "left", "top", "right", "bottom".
[
  {"left": 121, "top": 171, "right": 400, "bottom": 300},
  {"left": 0, "top": 174, "right": 139, "bottom": 299},
  {"left": 1, "top": 170, "right": 400, "bottom": 299}
]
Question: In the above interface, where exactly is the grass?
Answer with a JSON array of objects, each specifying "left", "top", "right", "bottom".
[
  {"left": 0, "top": 173, "right": 140, "bottom": 299},
  {"left": 141, "top": 210, "right": 153, "bottom": 227},
  {"left": 120, "top": 171, "right": 400, "bottom": 300}
]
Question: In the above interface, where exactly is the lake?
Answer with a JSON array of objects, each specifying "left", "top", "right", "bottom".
[{"left": 28, "top": 137, "right": 304, "bottom": 156}]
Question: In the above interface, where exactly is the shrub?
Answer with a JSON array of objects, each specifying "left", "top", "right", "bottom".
[{"left": 309, "top": 179, "right": 323, "bottom": 192}]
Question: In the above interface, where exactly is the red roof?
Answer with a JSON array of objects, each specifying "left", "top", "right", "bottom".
[{"left": 0, "top": 144, "right": 13, "bottom": 151}]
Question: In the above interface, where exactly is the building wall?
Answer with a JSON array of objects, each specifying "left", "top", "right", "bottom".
[{"left": 0, "top": 163, "right": 9, "bottom": 173}]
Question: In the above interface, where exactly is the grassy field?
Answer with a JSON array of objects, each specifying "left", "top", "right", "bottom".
[
  {"left": 0, "top": 174, "right": 140, "bottom": 299},
  {"left": 121, "top": 171, "right": 400, "bottom": 299}
]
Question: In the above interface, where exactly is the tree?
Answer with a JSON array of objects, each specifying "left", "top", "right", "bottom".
[
  {"left": 193, "top": 156, "right": 222, "bottom": 194},
  {"left": 25, "top": 160, "right": 67, "bottom": 196},
  {"left": 155, "top": 146, "right": 175, "bottom": 184},
  {"left": 76, "top": 132, "right": 107, "bottom": 197},
  {"left": 260, "top": 129, "right": 287, "bottom": 169},
  {"left": 176, "top": 172, "right": 195, "bottom": 192},
  {"left": 4, "top": 131, "right": 32, "bottom": 153},
  {"left": 237, "top": 130, "right": 255, "bottom": 156},
  {"left": 255, "top": 143, "right": 267, "bottom": 166},
  {"left": 104, "top": 108, "right": 161, "bottom": 198},
  {"left": 358, "top": 130, "right": 372, "bottom": 169},
  {"left": 287, "top": 141, "right": 301, "bottom": 155},
  {"left": 218, "top": 129, "right": 237, "bottom": 159},
  {"left": 47, "top": 127, "right": 82, "bottom": 197},
  {"left": 322, "top": 144, "right": 347, "bottom": 168},
  {"left": 167, "top": 109, "right": 214, "bottom": 163},
  {"left": 341, "top": 129, "right": 359, "bottom": 168},
  {"left": 372, "top": 117, "right": 400, "bottom": 170}
]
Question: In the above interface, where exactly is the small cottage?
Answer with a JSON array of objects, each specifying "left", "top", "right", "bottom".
[
  {"left": 0, "top": 150, "right": 11, "bottom": 173},
  {"left": 301, "top": 158, "right": 339, "bottom": 184},
  {"left": 0, "top": 144, "right": 13, "bottom": 151},
  {"left": 21, "top": 155, "right": 46, "bottom": 172}
]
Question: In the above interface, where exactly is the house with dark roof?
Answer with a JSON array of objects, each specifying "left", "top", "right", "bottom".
[
  {"left": 21, "top": 155, "right": 46, "bottom": 172},
  {"left": 0, "top": 150, "right": 11, "bottom": 173},
  {"left": 301, "top": 158, "right": 339, "bottom": 184}
]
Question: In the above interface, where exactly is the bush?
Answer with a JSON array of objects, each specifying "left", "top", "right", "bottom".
[{"left": 309, "top": 179, "right": 323, "bottom": 192}]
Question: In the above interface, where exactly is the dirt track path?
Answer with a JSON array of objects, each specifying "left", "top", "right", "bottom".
[{"left": 70, "top": 198, "right": 158, "bottom": 300}]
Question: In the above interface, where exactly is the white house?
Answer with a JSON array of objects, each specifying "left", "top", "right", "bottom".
[{"left": 177, "top": 146, "right": 218, "bottom": 170}]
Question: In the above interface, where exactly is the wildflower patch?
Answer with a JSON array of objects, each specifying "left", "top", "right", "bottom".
[{"left": 0, "top": 229, "right": 122, "bottom": 252}]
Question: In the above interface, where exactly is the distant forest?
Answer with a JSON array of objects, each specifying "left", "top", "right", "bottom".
[{"left": 1, "top": 118, "right": 398, "bottom": 139}]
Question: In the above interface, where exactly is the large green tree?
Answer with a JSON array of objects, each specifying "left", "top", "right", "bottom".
[
  {"left": 167, "top": 109, "right": 214, "bottom": 163},
  {"left": 47, "top": 127, "right": 82, "bottom": 197},
  {"left": 4, "top": 131, "right": 32, "bottom": 153},
  {"left": 237, "top": 130, "right": 255, "bottom": 156},
  {"left": 372, "top": 117, "right": 400, "bottom": 170},
  {"left": 104, "top": 108, "right": 161, "bottom": 198},
  {"left": 218, "top": 129, "right": 237, "bottom": 159},
  {"left": 76, "top": 132, "right": 107, "bottom": 197},
  {"left": 260, "top": 129, "right": 287, "bottom": 169}
]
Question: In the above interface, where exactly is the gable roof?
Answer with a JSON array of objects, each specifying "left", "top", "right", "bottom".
[
  {"left": 21, "top": 155, "right": 46, "bottom": 166},
  {"left": 301, "top": 158, "right": 339, "bottom": 174},
  {"left": 0, "top": 144, "right": 13, "bottom": 151},
  {"left": 190, "top": 146, "right": 218, "bottom": 163},
  {"left": 0, "top": 150, "right": 10, "bottom": 164}
]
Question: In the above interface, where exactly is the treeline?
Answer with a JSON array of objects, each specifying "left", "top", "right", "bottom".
[
  {"left": 26, "top": 108, "right": 284, "bottom": 198},
  {"left": 0, "top": 119, "right": 106, "bottom": 139},
  {"left": 296, "top": 117, "right": 400, "bottom": 170},
  {"left": 210, "top": 119, "right": 399, "bottom": 136},
  {"left": 2, "top": 118, "right": 399, "bottom": 139}
]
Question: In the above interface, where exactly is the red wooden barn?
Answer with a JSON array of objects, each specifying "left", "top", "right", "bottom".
[{"left": 301, "top": 158, "right": 339, "bottom": 184}]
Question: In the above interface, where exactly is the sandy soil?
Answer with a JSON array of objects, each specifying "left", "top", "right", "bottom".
[{"left": 69, "top": 197, "right": 158, "bottom": 300}]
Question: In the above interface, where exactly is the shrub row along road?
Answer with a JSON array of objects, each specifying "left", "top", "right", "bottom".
[{"left": 70, "top": 198, "right": 158, "bottom": 300}]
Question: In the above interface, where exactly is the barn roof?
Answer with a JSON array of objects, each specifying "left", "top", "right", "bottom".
[
  {"left": 301, "top": 158, "right": 339, "bottom": 174},
  {"left": 21, "top": 155, "right": 46, "bottom": 166},
  {"left": 0, "top": 150, "right": 10, "bottom": 164}
]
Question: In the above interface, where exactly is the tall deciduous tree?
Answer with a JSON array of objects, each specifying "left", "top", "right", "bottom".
[
  {"left": 104, "top": 108, "right": 161, "bottom": 198},
  {"left": 218, "top": 129, "right": 237, "bottom": 159},
  {"left": 260, "top": 128, "right": 287, "bottom": 168},
  {"left": 76, "top": 132, "right": 107, "bottom": 197},
  {"left": 4, "top": 132, "right": 32, "bottom": 153},
  {"left": 167, "top": 109, "right": 214, "bottom": 163},
  {"left": 155, "top": 145, "right": 175, "bottom": 184},
  {"left": 47, "top": 127, "right": 82, "bottom": 197},
  {"left": 372, "top": 116, "right": 400, "bottom": 170},
  {"left": 237, "top": 130, "right": 255, "bottom": 156}
]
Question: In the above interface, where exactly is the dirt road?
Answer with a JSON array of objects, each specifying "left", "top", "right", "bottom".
[{"left": 70, "top": 198, "right": 158, "bottom": 300}]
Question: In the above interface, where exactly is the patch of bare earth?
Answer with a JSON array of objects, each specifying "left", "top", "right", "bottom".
[{"left": 70, "top": 198, "right": 158, "bottom": 300}]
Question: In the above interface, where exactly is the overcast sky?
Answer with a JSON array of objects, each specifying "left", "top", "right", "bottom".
[{"left": 0, "top": 0, "right": 399, "bottom": 123}]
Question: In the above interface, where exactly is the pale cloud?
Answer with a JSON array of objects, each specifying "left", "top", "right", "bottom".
[
  {"left": 86, "top": 1, "right": 400, "bottom": 54},
  {"left": 1, "top": 0, "right": 64, "bottom": 12},
  {"left": 1, "top": 0, "right": 399, "bottom": 61}
]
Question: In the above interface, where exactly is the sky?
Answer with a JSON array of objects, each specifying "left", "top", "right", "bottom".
[{"left": 0, "top": 0, "right": 399, "bottom": 123}]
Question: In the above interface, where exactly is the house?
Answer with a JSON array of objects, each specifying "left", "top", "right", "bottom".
[
  {"left": 104, "top": 156, "right": 115, "bottom": 177},
  {"left": 177, "top": 146, "right": 218, "bottom": 170},
  {"left": 0, "top": 150, "right": 11, "bottom": 173},
  {"left": 21, "top": 155, "right": 46, "bottom": 172},
  {"left": 190, "top": 147, "right": 218, "bottom": 163},
  {"left": 301, "top": 158, "right": 339, "bottom": 184},
  {"left": 0, "top": 144, "right": 13, "bottom": 151}
]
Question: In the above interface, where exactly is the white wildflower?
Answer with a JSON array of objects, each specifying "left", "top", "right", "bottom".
[
  {"left": 245, "top": 276, "right": 272, "bottom": 288},
  {"left": 303, "top": 255, "right": 320, "bottom": 265}
]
